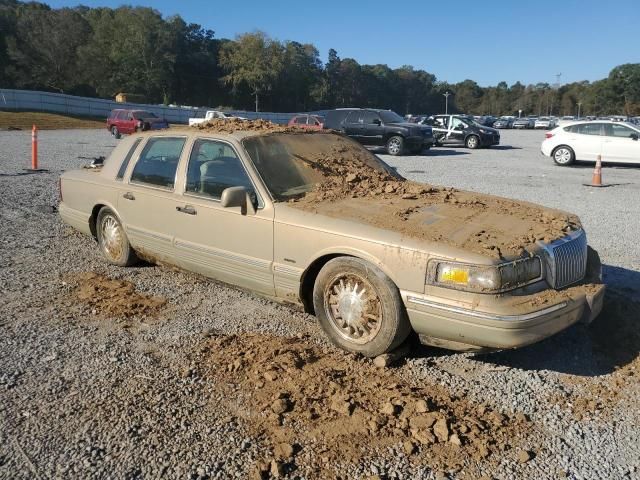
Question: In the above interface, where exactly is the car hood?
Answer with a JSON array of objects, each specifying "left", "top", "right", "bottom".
[{"left": 284, "top": 187, "right": 581, "bottom": 262}]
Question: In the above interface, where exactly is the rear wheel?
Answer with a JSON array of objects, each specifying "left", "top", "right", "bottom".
[
  {"left": 96, "top": 207, "right": 138, "bottom": 266},
  {"left": 465, "top": 135, "right": 480, "bottom": 149},
  {"left": 386, "top": 136, "right": 404, "bottom": 156},
  {"left": 313, "top": 257, "right": 411, "bottom": 357},
  {"left": 552, "top": 145, "right": 575, "bottom": 166}
]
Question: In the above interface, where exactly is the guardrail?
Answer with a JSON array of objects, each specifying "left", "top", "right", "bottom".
[{"left": 0, "top": 89, "right": 327, "bottom": 125}]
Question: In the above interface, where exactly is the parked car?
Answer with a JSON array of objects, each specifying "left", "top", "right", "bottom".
[
  {"left": 535, "top": 117, "right": 556, "bottom": 129},
  {"left": 323, "top": 108, "right": 434, "bottom": 155},
  {"left": 493, "top": 117, "right": 514, "bottom": 129},
  {"left": 58, "top": 128, "right": 603, "bottom": 356},
  {"left": 473, "top": 115, "right": 497, "bottom": 127},
  {"left": 418, "top": 115, "right": 500, "bottom": 149},
  {"left": 188, "top": 110, "right": 246, "bottom": 126},
  {"left": 513, "top": 117, "right": 535, "bottom": 129},
  {"left": 107, "top": 109, "right": 169, "bottom": 138},
  {"left": 288, "top": 114, "right": 324, "bottom": 130},
  {"left": 541, "top": 120, "right": 640, "bottom": 165}
]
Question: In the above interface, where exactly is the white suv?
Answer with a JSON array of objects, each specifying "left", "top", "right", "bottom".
[{"left": 541, "top": 121, "right": 640, "bottom": 165}]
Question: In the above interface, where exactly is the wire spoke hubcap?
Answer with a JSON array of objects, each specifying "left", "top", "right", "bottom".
[
  {"left": 324, "top": 274, "right": 382, "bottom": 344},
  {"left": 101, "top": 215, "right": 124, "bottom": 260}
]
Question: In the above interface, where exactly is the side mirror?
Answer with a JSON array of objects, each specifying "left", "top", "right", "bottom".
[
  {"left": 373, "top": 118, "right": 381, "bottom": 125},
  {"left": 220, "top": 186, "right": 256, "bottom": 215},
  {"left": 631, "top": 133, "right": 639, "bottom": 141}
]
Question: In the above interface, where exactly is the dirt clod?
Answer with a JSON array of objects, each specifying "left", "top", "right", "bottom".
[
  {"left": 517, "top": 450, "right": 534, "bottom": 463},
  {"left": 201, "top": 333, "right": 531, "bottom": 474},
  {"left": 66, "top": 272, "right": 166, "bottom": 319}
]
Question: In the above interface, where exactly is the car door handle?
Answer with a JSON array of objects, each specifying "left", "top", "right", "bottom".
[
  {"left": 122, "top": 192, "right": 135, "bottom": 201},
  {"left": 176, "top": 205, "right": 197, "bottom": 215}
]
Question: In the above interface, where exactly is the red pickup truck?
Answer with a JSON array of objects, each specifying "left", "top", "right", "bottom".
[{"left": 107, "top": 109, "right": 169, "bottom": 138}]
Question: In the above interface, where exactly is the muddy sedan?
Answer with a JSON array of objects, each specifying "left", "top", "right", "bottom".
[{"left": 59, "top": 123, "right": 604, "bottom": 357}]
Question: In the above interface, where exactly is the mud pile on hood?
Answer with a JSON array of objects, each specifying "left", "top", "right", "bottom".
[
  {"left": 191, "top": 118, "right": 310, "bottom": 134},
  {"left": 288, "top": 143, "right": 581, "bottom": 259}
]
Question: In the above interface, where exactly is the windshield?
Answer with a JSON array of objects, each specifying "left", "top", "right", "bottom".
[
  {"left": 379, "top": 111, "right": 405, "bottom": 123},
  {"left": 242, "top": 133, "right": 400, "bottom": 201},
  {"left": 133, "top": 111, "right": 158, "bottom": 119}
]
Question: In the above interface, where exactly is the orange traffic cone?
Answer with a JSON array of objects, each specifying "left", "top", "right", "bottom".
[{"left": 591, "top": 155, "right": 603, "bottom": 187}]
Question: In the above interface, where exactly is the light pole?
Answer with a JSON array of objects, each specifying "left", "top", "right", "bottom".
[
  {"left": 577, "top": 102, "right": 582, "bottom": 119},
  {"left": 443, "top": 91, "right": 451, "bottom": 115}
]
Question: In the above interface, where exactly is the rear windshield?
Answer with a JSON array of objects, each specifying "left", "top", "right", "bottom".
[{"left": 242, "top": 133, "right": 399, "bottom": 201}]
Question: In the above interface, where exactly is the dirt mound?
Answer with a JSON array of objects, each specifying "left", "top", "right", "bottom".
[
  {"left": 201, "top": 333, "right": 532, "bottom": 478},
  {"left": 289, "top": 143, "right": 581, "bottom": 259},
  {"left": 66, "top": 272, "right": 166, "bottom": 318},
  {"left": 191, "top": 118, "right": 310, "bottom": 134}
]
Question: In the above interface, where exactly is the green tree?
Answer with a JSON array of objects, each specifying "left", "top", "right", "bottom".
[
  {"left": 5, "top": 3, "right": 90, "bottom": 92},
  {"left": 78, "top": 6, "right": 177, "bottom": 101},
  {"left": 219, "top": 31, "right": 284, "bottom": 112}
]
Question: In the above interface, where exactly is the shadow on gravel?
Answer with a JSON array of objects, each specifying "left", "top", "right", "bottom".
[
  {"left": 409, "top": 265, "right": 640, "bottom": 377},
  {"left": 427, "top": 149, "right": 469, "bottom": 157},
  {"left": 490, "top": 145, "right": 522, "bottom": 151}
]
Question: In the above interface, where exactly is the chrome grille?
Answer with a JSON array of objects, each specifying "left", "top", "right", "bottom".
[{"left": 543, "top": 230, "right": 588, "bottom": 289}]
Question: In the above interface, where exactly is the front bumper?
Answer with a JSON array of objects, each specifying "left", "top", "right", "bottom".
[
  {"left": 480, "top": 133, "right": 500, "bottom": 146},
  {"left": 401, "top": 283, "right": 605, "bottom": 351}
]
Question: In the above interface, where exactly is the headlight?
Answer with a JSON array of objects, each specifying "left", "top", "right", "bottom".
[{"left": 427, "top": 257, "right": 542, "bottom": 293}]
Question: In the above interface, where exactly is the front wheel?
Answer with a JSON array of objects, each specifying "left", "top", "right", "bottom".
[
  {"left": 96, "top": 207, "right": 138, "bottom": 266},
  {"left": 386, "top": 136, "right": 404, "bottom": 156},
  {"left": 552, "top": 146, "right": 575, "bottom": 166},
  {"left": 111, "top": 126, "right": 121, "bottom": 139},
  {"left": 465, "top": 135, "right": 480, "bottom": 149},
  {"left": 313, "top": 257, "right": 411, "bottom": 357}
]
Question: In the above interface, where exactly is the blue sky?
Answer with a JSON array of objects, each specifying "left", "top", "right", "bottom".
[{"left": 47, "top": 0, "right": 638, "bottom": 86}]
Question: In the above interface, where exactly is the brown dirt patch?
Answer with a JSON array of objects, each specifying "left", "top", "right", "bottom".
[
  {"left": 0, "top": 111, "right": 105, "bottom": 130},
  {"left": 199, "top": 333, "right": 532, "bottom": 478},
  {"left": 65, "top": 272, "right": 166, "bottom": 319},
  {"left": 286, "top": 140, "right": 581, "bottom": 260},
  {"left": 190, "top": 118, "right": 311, "bottom": 134}
]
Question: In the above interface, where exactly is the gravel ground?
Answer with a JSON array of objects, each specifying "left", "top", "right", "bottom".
[{"left": 0, "top": 128, "right": 639, "bottom": 480}]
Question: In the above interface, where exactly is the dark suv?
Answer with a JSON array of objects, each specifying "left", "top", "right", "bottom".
[
  {"left": 418, "top": 114, "right": 499, "bottom": 149},
  {"left": 323, "top": 108, "right": 434, "bottom": 155},
  {"left": 107, "top": 109, "right": 169, "bottom": 139}
]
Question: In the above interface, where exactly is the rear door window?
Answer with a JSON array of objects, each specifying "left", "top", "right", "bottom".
[
  {"left": 116, "top": 138, "right": 142, "bottom": 180},
  {"left": 130, "top": 137, "right": 186, "bottom": 189},
  {"left": 577, "top": 123, "right": 602, "bottom": 135},
  {"left": 345, "top": 112, "right": 362, "bottom": 124},
  {"left": 361, "top": 111, "right": 379, "bottom": 124}
]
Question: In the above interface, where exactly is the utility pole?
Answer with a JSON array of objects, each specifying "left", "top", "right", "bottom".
[
  {"left": 577, "top": 102, "right": 582, "bottom": 119},
  {"left": 443, "top": 91, "right": 451, "bottom": 115}
]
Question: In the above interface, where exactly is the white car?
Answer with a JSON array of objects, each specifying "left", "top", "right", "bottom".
[
  {"left": 534, "top": 117, "right": 556, "bottom": 129},
  {"left": 188, "top": 110, "right": 246, "bottom": 126},
  {"left": 541, "top": 120, "right": 640, "bottom": 165}
]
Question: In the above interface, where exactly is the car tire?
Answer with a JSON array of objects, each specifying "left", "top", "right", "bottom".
[
  {"left": 96, "top": 207, "right": 138, "bottom": 267},
  {"left": 552, "top": 145, "right": 575, "bottom": 166},
  {"left": 111, "top": 126, "right": 121, "bottom": 139},
  {"left": 312, "top": 257, "right": 411, "bottom": 357},
  {"left": 386, "top": 136, "right": 404, "bottom": 156},
  {"left": 465, "top": 135, "right": 480, "bottom": 149}
]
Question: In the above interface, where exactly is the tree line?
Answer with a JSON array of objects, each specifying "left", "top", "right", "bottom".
[{"left": 1, "top": 1, "right": 638, "bottom": 116}]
